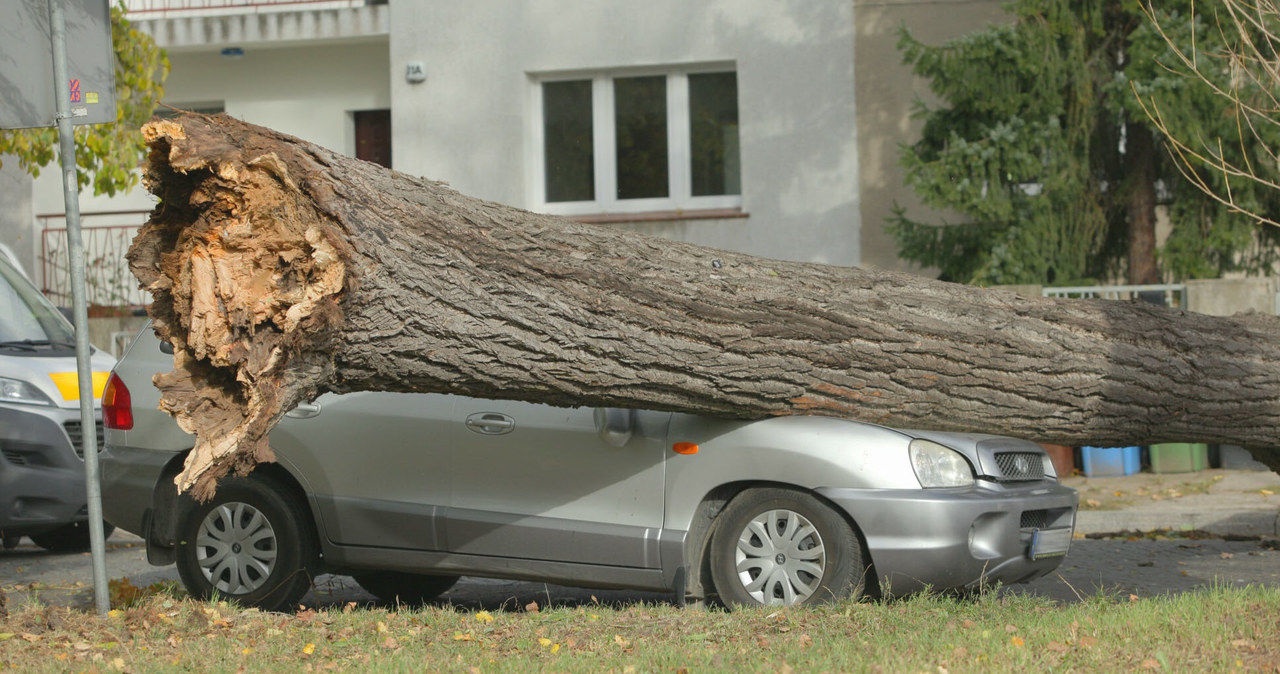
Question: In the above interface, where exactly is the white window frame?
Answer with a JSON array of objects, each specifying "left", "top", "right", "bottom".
[{"left": 529, "top": 64, "right": 742, "bottom": 216}]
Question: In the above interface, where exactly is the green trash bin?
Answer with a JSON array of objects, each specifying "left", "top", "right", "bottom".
[{"left": 1149, "top": 443, "right": 1209, "bottom": 473}]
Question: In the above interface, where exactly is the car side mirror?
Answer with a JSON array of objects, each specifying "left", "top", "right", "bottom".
[{"left": 593, "top": 408, "right": 635, "bottom": 447}]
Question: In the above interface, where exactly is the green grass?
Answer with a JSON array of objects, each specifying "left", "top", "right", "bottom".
[{"left": 1, "top": 586, "right": 1277, "bottom": 672}]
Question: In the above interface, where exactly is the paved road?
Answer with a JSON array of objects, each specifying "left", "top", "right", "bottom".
[{"left": 2, "top": 532, "right": 1277, "bottom": 611}]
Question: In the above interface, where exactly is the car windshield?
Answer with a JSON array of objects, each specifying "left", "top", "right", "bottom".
[{"left": 0, "top": 257, "right": 76, "bottom": 346}]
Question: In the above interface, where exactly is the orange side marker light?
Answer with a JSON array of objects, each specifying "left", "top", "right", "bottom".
[{"left": 672, "top": 442, "right": 699, "bottom": 455}]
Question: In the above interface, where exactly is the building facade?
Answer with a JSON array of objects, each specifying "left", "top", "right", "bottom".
[{"left": 2, "top": 0, "right": 1008, "bottom": 301}]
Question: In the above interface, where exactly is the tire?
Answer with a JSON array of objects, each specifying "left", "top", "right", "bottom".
[
  {"left": 352, "top": 571, "right": 460, "bottom": 605},
  {"left": 175, "top": 474, "right": 317, "bottom": 612},
  {"left": 709, "top": 488, "right": 864, "bottom": 608},
  {"left": 30, "top": 522, "right": 115, "bottom": 552}
]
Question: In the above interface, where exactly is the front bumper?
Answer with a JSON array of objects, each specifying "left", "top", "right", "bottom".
[
  {"left": 818, "top": 480, "right": 1078, "bottom": 596},
  {"left": 0, "top": 403, "right": 99, "bottom": 536}
]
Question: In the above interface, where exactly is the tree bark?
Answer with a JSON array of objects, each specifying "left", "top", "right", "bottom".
[
  {"left": 1125, "top": 122, "right": 1161, "bottom": 285},
  {"left": 129, "top": 114, "right": 1280, "bottom": 499}
]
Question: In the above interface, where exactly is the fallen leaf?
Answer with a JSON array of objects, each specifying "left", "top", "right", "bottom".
[
  {"left": 1129, "top": 594, "right": 1140, "bottom": 602},
  {"left": 475, "top": 611, "right": 494, "bottom": 624},
  {"left": 539, "top": 638, "right": 552, "bottom": 648},
  {"left": 383, "top": 637, "right": 398, "bottom": 649},
  {"left": 961, "top": 619, "right": 976, "bottom": 629},
  {"left": 20, "top": 633, "right": 42, "bottom": 642},
  {"left": 1010, "top": 636, "right": 1024, "bottom": 647},
  {"left": 1260, "top": 489, "right": 1274, "bottom": 496},
  {"left": 1086, "top": 499, "right": 1102, "bottom": 508},
  {"left": 614, "top": 634, "right": 632, "bottom": 649},
  {"left": 1221, "top": 552, "right": 1235, "bottom": 559},
  {"left": 551, "top": 643, "right": 561, "bottom": 654},
  {"left": 302, "top": 643, "right": 316, "bottom": 655},
  {"left": 453, "top": 632, "right": 473, "bottom": 642},
  {"left": 376, "top": 621, "right": 388, "bottom": 633},
  {"left": 525, "top": 601, "right": 540, "bottom": 613}
]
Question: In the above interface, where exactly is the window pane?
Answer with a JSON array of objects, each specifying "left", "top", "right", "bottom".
[
  {"left": 614, "top": 76, "right": 668, "bottom": 200},
  {"left": 543, "top": 80, "right": 595, "bottom": 202},
  {"left": 689, "top": 72, "right": 740, "bottom": 196}
]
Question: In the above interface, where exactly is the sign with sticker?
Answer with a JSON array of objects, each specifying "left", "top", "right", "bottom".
[{"left": 0, "top": 0, "right": 116, "bottom": 129}]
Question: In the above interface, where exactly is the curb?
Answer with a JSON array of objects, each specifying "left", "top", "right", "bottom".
[{"left": 1075, "top": 508, "right": 1280, "bottom": 537}]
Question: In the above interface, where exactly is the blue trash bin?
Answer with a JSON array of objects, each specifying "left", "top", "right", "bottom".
[{"left": 1080, "top": 446, "right": 1141, "bottom": 477}]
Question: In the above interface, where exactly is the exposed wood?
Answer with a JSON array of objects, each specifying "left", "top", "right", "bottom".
[{"left": 128, "top": 113, "right": 1280, "bottom": 498}]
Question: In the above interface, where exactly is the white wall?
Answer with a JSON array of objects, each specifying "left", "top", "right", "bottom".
[
  {"left": 33, "top": 40, "right": 390, "bottom": 215},
  {"left": 390, "top": 0, "right": 860, "bottom": 267},
  {"left": 29, "top": 39, "right": 391, "bottom": 237},
  {"left": 163, "top": 40, "right": 390, "bottom": 156}
]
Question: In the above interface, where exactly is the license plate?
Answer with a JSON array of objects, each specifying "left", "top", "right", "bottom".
[{"left": 1028, "top": 527, "right": 1073, "bottom": 560}]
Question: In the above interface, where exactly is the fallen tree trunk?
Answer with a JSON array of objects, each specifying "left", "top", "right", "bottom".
[{"left": 129, "top": 113, "right": 1280, "bottom": 498}]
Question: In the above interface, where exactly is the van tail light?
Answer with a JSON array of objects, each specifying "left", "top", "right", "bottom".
[{"left": 102, "top": 372, "right": 133, "bottom": 430}]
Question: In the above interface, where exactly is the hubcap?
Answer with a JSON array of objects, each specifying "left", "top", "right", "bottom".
[
  {"left": 195, "top": 502, "right": 278, "bottom": 595},
  {"left": 734, "top": 508, "right": 826, "bottom": 606}
]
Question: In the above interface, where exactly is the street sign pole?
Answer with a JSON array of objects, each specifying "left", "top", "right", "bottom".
[{"left": 48, "top": 0, "right": 110, "bottom": 617}]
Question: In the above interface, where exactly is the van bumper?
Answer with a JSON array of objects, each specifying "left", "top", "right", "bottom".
[{"left": 0, "top": 403, "right": 97, "bottom": 536}]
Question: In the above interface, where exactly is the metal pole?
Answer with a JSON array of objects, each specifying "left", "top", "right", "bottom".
[{"left": 48, "top": 0, "right": 110, "bottom": 617}]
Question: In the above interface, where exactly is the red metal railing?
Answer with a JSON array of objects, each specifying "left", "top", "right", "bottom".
[{"left": 40, "top": 212, "right": 151, "bottom": 309}]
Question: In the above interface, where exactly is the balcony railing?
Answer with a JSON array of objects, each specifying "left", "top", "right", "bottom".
[
  {"left": 40, "top": 212, "right": 151, "bottom": 310},
  {"left": 122, "top": 0, "right": 381, "bottom": 14}
]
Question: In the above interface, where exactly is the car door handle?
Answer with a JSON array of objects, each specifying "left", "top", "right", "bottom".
[
  {"left": 285, "top": 402, "right": 322, "bottom": 419},
  {"left": 465, "top": 413, "right": 515, "bottom": 435}
]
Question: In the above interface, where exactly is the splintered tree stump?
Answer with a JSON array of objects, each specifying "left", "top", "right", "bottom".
[{"left": 129, "top": 113, "right": 1280, "bottom": 498}]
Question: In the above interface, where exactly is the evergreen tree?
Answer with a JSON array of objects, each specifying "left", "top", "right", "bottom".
[
  {"left": 891, "top": 0, "right": 1280, "bottom": 285},
  {"left": 0, "top": 3, "right": 168, "bottom": 197}
]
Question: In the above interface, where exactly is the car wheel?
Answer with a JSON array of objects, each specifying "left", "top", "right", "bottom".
[
  {"left": 709, "top": 488, "right": 864, "bottom": 608},
  {"left": 175, "top": 475, "right": 317, "bottom": 612},
  {"left": 29, "top": 522, "right": 115, "bottom": 552},
  {"left": 352, "top": 571, "right": 460, "bottom": 605}
]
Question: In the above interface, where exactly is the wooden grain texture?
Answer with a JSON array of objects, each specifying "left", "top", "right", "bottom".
[{"left": 128, "top": 113, "right": 1280, "bottom": 497}]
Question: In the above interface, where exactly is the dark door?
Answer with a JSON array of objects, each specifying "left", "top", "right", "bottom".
[{"left": 354, "top": 109, "right": 392, "bottom": 168}]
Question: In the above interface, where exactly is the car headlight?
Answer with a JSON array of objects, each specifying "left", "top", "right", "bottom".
[
  {"left": 0, "top": 376, "right": 56, "bottom": 406},
  {"left": 909, "top": 439, "right": 974, "bottom": 488}
]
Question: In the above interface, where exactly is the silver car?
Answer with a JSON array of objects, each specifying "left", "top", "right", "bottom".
[{"left": 100, "top": 326, "right": 1077, "bottom": 611}]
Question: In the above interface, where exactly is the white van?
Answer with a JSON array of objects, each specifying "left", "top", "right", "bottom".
[{"left": 0, "top": 252, "right": 116, "bottom": 551}]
